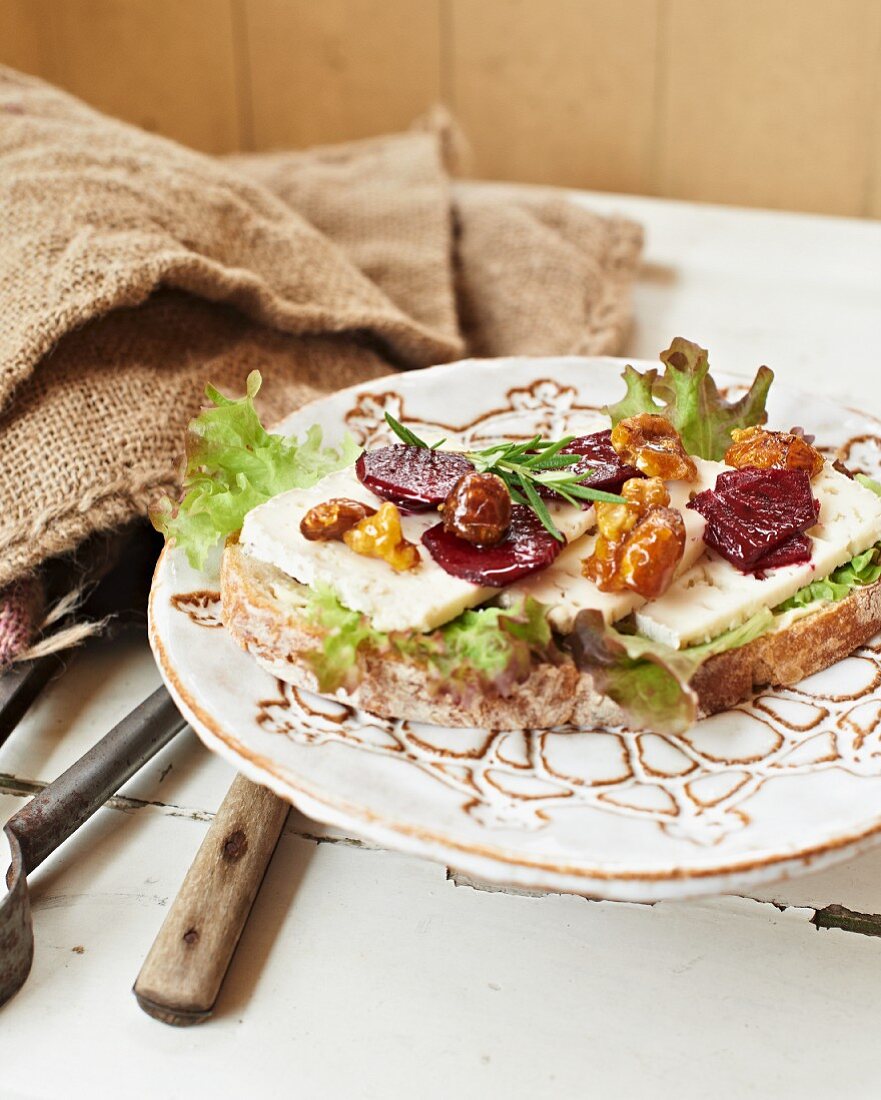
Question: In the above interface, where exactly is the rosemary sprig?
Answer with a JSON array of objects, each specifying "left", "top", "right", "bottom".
[
  {"left": 383, "top": 415, "right": 446, "bottom": 450},
  {"left": 384, "top": 413, "right": 625, "bottom": 541}
]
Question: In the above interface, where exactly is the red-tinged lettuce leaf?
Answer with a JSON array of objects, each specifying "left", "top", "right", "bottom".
[
  {"left": 150, "top": 371, "right": 360, "bottom": 570},
  {"left": 569, "top": 608, "right": 774, "bottom": 734},
  {"left": 569, "top": 610, "right": 698, "bottom": 733},
  {"left": 605, "top": 338, "right": 774, "bottom": 460}
]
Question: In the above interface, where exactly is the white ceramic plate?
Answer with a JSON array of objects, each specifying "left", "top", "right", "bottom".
[{"left": 150, "top": 357, "right": 881, "bottom": 901}]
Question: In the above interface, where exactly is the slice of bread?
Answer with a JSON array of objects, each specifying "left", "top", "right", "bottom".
[{"left": 220, "top": 541, "right": 881, "bottom": 729}]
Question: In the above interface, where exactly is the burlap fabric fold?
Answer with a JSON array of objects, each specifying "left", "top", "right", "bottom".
[{"left": 0, "top": 65, "right": 642, "bottom": 661}]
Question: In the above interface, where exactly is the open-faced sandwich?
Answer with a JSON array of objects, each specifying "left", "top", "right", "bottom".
[{"left": 152, "top": 339, "right": 881, "bottom": 735}]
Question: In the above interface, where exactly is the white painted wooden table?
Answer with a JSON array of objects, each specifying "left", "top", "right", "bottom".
[{"left": 2, "top": 189, "right": 881, "bottom": 1099}]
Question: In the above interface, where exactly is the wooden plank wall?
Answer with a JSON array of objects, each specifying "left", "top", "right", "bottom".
[{"left": 2, "top": 0, "right": 880, "bottom": 218}]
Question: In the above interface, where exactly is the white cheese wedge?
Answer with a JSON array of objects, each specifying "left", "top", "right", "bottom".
[
  {"left": 634, "top": 464, "right": 881, "bottom": 649},
  {"left": 239, "top": 466, "right": 596, "bottom": 633},
  {"left": 499, "top": 459, "right": 725, "bottom": 633}
]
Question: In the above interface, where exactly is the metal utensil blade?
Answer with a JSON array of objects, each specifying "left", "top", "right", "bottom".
[{"left": 0, "top": 686, "right": 186, "bottom": 1007}]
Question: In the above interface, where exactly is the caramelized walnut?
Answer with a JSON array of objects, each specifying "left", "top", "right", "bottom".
[
  {"left": 343, "top": 501, "right": 420, "bottom": 571},
  {"left": 442, "top": 472, "right": 512, "bottom": 546},
  {"left": 582, "top": 532, "right": 621, "bottom": 590},
  {"left": 621, "top": 476, "right": 670, "bottom": 511},
  {"left": 594, "top": 477, "right": 668, "bottom": 543},
  {"left": 617, "top": 507, "right": 686, "bottom": 598},
  {"left": 300, "top": 498, "right": 376, "bottom": 541},
  {"left": 583, "top": 477, "right": 685, "bottom": 598},
  {"left": 586, "top": 478, "right": 645, "bottom": 591},
  {"left": 724, "top": 426, "right": 824, "bottom": 479},
  {"left": 596, "top": 500, "right": 637, "bottom": 541},
  {"left": 611, "top": 414, "right": 697, "bottom": 482}
]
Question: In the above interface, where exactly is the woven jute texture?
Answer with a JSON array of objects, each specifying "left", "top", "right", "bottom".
[{"left": 0, "top": 65, "right": 642, "bottom": 652}]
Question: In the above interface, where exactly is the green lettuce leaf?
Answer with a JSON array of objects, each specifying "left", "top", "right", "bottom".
[
  {"left": 427, "top": 598, "right": 553, "bottom": 687},
  {"left": 856, "top": 473, "right": 881, "bottom": 498},
  {"left": 775, "top": 546, "right": 881, "bottom": 612},
  {"left": 300, "top": 585, "right": 382, "bottom": 693},
  {"left": 151, "top": 371, "right": 360, "bottom": 569},
  {"left": 605, "top": 337, "right": 774, "bottom": 460},
  {"left": 569, "top": 608, "right": 773, "bottom": 734},
  {"left": 301, "top": 586, "right": 557, "bottom": 697}
]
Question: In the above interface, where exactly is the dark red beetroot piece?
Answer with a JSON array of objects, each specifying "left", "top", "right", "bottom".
[
  {"left": 422, "top": 504, "right": 563, "bottom": 586},
  {"left": 540, "top": 430, "right": 643, "bottom": 505},
  {"left": 712, "top": 467, "right": 819, "bottom": 526},
  {"left": 356, "top": 445, "right": 474, "bottom": 511},
  {"left": 688, "top": 466, "right": 818, "bottom": 572},
  {"left": 750, "top": 532, "right": 813, "bottom": 573}
]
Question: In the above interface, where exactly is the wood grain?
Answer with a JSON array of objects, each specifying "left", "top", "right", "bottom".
[
  {"left": 657, "top": 0, "right": 881, "bottom": 217},
  {"left": 0, "top": 0, "right": 243, "bottom": 153},
  {"left": 449, "top": 0, "right": 661, "bottom": 194},
  {"left": 243, "top": 0, "right": 442, "bottom": 149},
  {"left": 868, "top": 26, "right": 881, "bottom": 219},
  {"left": 2, "top": 0, "right": 881, "bottom": 216},
  {"left": 133, "top": 774, "right": 289, "bottom": 1026},
  {"left": 0, "top": 0, "right": 44, "bottom": 73}
]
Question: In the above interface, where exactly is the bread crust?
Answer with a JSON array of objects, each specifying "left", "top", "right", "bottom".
[
  {"left": 691, "top": 577, "right": 881, "bottom": 714},
  {"left": 220, "top": 542, "right": 881, "bottom": 729}
]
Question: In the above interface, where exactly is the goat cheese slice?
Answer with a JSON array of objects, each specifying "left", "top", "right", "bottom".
[
  {"left": 238, "top": 466, "right": 595, "bottom": 633},
  {"left": 634, "top": 464, "right": 881, "bottom": 649},
  {"left": 499, "top": 459, "right": 725, "bottom": 633}
]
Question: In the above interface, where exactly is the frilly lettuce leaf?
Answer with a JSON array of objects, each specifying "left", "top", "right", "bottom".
[
  {"left": 429, "top": 597, "right": 553, "bottom": 688},
  {"left": 302, "top": 586, "right": 557, "bottom": 697},
  {"left": 776, "top": 546, "right": 881, "bottom": 612},
  {"left": 300, "top": 585, "right": 382, "bottom": 693},
  {"left": 605, "top": 337, "right": 774, "bottom": 460},
  {"left": 569, "top": 608, "right": 773, "bottom": 734},
  {"left": 151, "top": 371, "right": 360, "bottom": 569}
]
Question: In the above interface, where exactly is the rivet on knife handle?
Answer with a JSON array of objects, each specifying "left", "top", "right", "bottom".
[{"left": 133, "top": 774, "right": 289, "bottom": 1026}]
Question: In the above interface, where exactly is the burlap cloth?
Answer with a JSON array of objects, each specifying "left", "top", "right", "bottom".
[{"left": 0, "top": 65, "right": 642, "bottom": 662}]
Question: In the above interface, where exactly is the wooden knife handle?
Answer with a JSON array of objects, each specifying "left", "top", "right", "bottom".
[{"left": 133, "top": 774, "right": 289, "bottom": 1026}]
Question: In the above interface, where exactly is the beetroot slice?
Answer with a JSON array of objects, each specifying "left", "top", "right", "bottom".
[
  {"left": 422, "top": 504, "right": 563, "bottom": 586},
  {"left": 689, "top": 466, "right": 818, "bottom": 572},
  {"left": 539, "top": 430, "right": 643, "bottom": 506},
  {"left": 563, "top": 431, "right": 643, "bottom": 490},
  {"left": 712, "top": 467, "right": 819, "bottom": 527},
  {"left": 356, "top": 445, "right": 473, "bottom": 511},
  {"left": 750, "top": 532, "right": 813, "bottom": 574}
]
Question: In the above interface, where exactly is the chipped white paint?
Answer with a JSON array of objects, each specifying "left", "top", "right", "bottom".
[{"left": 3, "top": 188, "right": 881, "bottom": 1096}]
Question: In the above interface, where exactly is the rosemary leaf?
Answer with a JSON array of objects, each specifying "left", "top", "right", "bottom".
[
  {"left": 499, "top": 435, "right": 544, "bottom": 463},
  {"left": 519, "top": 474, "right": 564, "bottom": 541},
  {"left": 525, "top": 434, "right": 575, "bottom": 463},
  {"left": 384, "top": 412, "right": 430, "bottom": 449},
  {"left": 560, "top": 483, "right": 628, "bottom": 504},
  {"left": 528, "top": 453, "right": 582, "bottom": 470}
]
